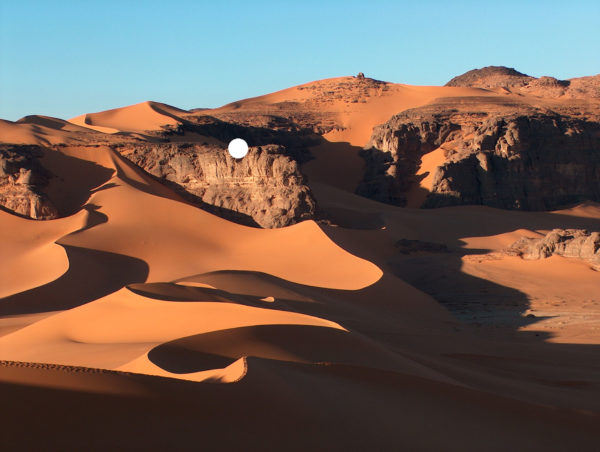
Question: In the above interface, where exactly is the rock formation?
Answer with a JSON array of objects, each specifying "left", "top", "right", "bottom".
[
  {"left": 115, "top": 142, "right": 316, "bottom": 228},
  {"left": 359, "top": 101, "right": 600, "bottom": 210},
  {"left": 4, "top": 69, "right": 600, "bottom": 225},
  {"left": 507, "top": 229, "right": 600, "bottom": 270},
  {"left": 446, "top": 66, "right": 534, "bottom": 90},
  {"left": 445, "top": 65, "right": 600, "bottom": 99},
  {"left": 0, "top": 145, "right": 59, "bottom": 219}
]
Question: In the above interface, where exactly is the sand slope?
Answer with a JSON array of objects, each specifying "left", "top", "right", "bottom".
[
  {"left": 1, "top": 76, "right": 600, "bottom": 450},
  {"left": 68, "top": 101, "right": 186, "bottom": 133}
]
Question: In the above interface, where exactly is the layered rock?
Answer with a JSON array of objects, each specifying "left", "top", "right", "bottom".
[
  {"left": 115, "top": 142, "right": 316, "bottom": 228},
  {"left": 359, "top": 103, "right": 600, "bottom": 210},
  {"left": 446, "top": 66, "right": 533, "bottom": 90},
  {"left": 507, "top": 229, "right": 600, "bottom": 269},
  {"left": 445, "top": 66, "right": 600, "bottom": 99},
  {"left": 0, "top": 145, "right": 59, "bottom": 219}
]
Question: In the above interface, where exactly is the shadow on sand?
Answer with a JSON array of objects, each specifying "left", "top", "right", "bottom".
[{"left": 0, "top": 245, "right": 148, "bottom": 316}]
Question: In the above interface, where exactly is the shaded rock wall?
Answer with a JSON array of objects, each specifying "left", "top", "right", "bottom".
[
  {"left": 0, "top": 145, "right": 59, "bottom": 219},
  {"left": 116, "top": 143, "right": 316, "bottom": 228},
  {"left": 360, "top": 108, "right": 600, "bottom": 210}
]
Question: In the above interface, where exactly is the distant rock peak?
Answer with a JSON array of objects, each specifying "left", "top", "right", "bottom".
[
  {"left": 446, "top": 66, "right": 533, "bottom": 89},
  {"left": 445, "top": 66, "right": 600, "bottom": 99}
]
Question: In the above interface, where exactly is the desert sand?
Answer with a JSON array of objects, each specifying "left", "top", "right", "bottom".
[{"left": 1, "top": 74, "right": 599, "bottom": 451}]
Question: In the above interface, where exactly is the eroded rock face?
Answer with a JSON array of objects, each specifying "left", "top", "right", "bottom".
[
  {"left": 446, "top": 66, "right": 533, "bottom": 90},
  {"left": 0, "top": 145, "right": 59, "bottom": 219},
  {"left": 116, "top": 143, "right": 316, "bottom": 228},
  {"left": 507, "top": 229, "right": 600, "bottom": 269},
  {"left": 360, "top": 104, "right": 600, "bottom": 210},
  {"left": 445, "top": 66, "right": 600, "bottom": 99}
]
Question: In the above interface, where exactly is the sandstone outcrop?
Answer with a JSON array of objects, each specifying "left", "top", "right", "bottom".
[
  {"left": 0, "top": 145, "right": 59, "bottom": 219},
  {"left": 507, "top": 229, "right": 600, "bottom": 269},
  {"left": 446, "top": 66, "right": 600, "bottom": 99},
  {"left": 446, "top": 66, "right": 533, "bottom": 90},
  {"left": 359, "top": 101, "right": 600, "bottom": 210},
  {"left": 4, "top": 71, "right": 600, "bottom": 226},
  {"left": 115, "top": 142, "right": 316, "bottom": 228}
]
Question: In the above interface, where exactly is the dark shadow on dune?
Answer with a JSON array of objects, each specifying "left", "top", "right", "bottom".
[
  {"left": 388, "top": 252, "right": 551, "bottom": 328},
  {"left": 16, "top": 115, "right": 78, "bottom": 130},
  {"left": 76, "top": 203, "right": 109, "bottom": 230},
  {"left": 89, "top": 182, "right": 119, "bottom": 194},
  {"left": 322, "top": 206, "right": 385, "bottom": 229},
  {"left": 147, "top": 324, "right": 333, "bottom": 373},
  {"left": 148, "top": 324, "right": 390, "bottom": 374},
  {"left": 0, "top": 245, "right": 149, "bottom": 315},
  {"left": 310, "top": 213, "right": 600, "bottom": 413},
  {"left": 127, "top": 279, "right": 319, "bottom": 318},
  {"left": 40, "top": 147, "right": 115, "bottom": 216},
  {"left": 405, "top": 171, "right": 433, "bottom": 208},
  {"left": 2, "top": 359, "right": 600, "bottom": 452},
  {"left": 127, "top": 283, "right": 264, "bottom": 304},
  {"left": 132, "top": 272, "right": 393, "bottom": 337},
  {"left": 320, "top": 208, "right": 600, "bottom": 334}
]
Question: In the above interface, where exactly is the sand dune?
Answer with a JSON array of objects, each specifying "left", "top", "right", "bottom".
[
  {"left": 0, "top": 118, "right": 98, "bottom": 145},
  {"left": 0, "top": 143, "right": 383, "bottom": 382},
  {"left": 0, "top": 212, "right": 80, "bottom": 300},
  {"left": 68, "top": 101, "right": 186, "bottom": 133},
  {"left": 1, "top": 75, "right": 599, "bottom": 450},
  {"left": 50, "top": 148, "right": 382, "bottom": 287},
  {"left": 215, "top": 77, "right": 492, "bottom": 146}
]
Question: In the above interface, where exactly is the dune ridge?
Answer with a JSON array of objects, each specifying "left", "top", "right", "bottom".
[{"left": 1, "top": 71, "right": 600, "bottom": 450}]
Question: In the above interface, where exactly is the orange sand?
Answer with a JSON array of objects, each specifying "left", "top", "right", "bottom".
[{"left": 0, "top": 76, "right": 599, "bottom": 450}]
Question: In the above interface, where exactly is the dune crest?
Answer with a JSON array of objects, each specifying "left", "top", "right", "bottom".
[
  {"left": 1, "top": 70, "right": 600, "bottom": 450},
  {"left": 68, "top": 101, "right": 186, "bottom": 133}
]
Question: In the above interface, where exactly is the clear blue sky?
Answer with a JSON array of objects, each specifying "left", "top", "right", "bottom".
[{"left": 1, "top": 0, "right": 598, "bottom": 121}]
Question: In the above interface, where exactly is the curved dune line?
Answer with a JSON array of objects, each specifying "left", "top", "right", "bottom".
[
  {"left": 53, "top": 148, "right": 383, "bottom": 288},
  {"left": 68, "top": 114, "right": 121, "bottom": 134},
  {"left": 117, "top": 354, "right": 247, "bottom": 383},
  {"left": 0, "top": 287, "right": 344, "bottom": 368},
  {"left": 67, "top": 101, "right": 184, "bottom": 133}
]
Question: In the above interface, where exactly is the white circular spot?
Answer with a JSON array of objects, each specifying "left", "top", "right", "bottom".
[{"left": 228, "top": 138, "right": 249, "bottom": 159}]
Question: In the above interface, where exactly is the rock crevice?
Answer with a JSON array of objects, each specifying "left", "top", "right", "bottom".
[{"left": 359, "top": 105, "right": 600, "bottom": 210}]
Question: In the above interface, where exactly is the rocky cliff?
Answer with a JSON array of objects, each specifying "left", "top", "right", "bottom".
[
  {"left": 359, "top": 101, "right": 600, "bottom": 210},
  {"left": 115, "top": 142, "right": 316, "bottom": 228},
  {"left": 4, "top": 70, "right": 600, "bottom": 224},
  {"left": 0, "top": 145, "right": 59, "bottom": 219}
]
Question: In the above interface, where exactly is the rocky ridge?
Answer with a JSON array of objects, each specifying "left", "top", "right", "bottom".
[
  {"left": 445, "top": 66, "right": 600, "bottom": 99},
  {"left": 3, "top": 70, "right": 600, "bottom": 226}
]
